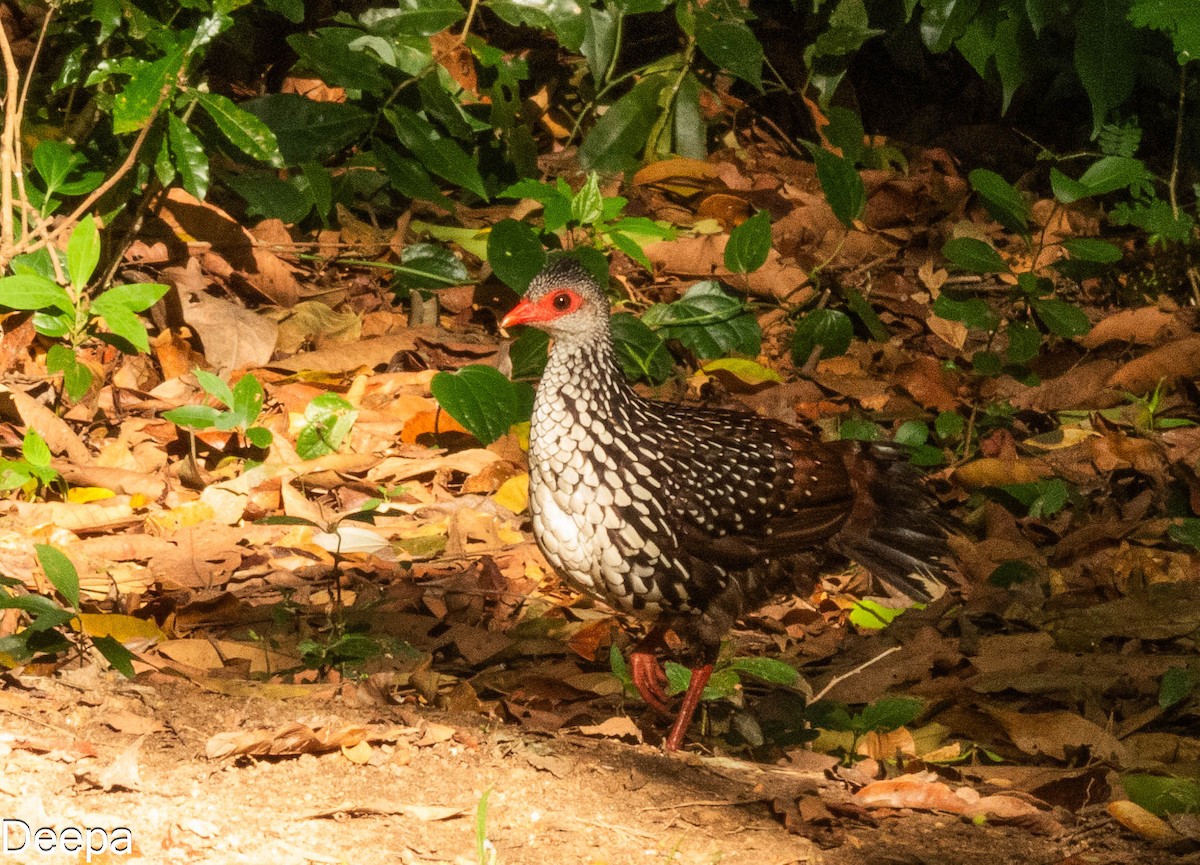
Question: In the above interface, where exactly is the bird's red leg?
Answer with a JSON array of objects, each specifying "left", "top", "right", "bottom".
[
  {"left": 663, "top": 663, "right": 713, "bottom": 752},
  {"left": 629, "top": 627, "right": 671, "bottom": 713}
]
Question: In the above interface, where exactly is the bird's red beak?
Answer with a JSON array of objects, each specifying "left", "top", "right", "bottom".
[{"left": 500, "top": 297, "right": 539, "bottom": 330}]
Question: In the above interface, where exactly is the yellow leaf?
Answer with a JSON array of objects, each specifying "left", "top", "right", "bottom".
[
  {"left": 700, "top": 357, "right": 782, "bottom": 386},
  {"left": 66, "top": 487, "right": 116, "bottom": 504},
  {"left": 491, "top": 472, "right": 529, "bottom": 514},
  {"left": 75, "top": 613, "right": 166, "bottom": 642},
  {"left": 341, "top": 740, "right": 373, "bottom": 765}
]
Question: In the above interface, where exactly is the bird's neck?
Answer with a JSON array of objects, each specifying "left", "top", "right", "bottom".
[{"left": 535, "top": 330, "right": 632, "bottom": 421}]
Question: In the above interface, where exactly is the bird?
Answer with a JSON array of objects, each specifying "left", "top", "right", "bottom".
[{"left": 500, "top": 256, "right": 954, "bottom": 751}]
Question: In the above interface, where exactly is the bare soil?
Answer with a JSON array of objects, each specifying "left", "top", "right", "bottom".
[{"left": 0, "top": 669, "right": 1178, "bottom": 865}]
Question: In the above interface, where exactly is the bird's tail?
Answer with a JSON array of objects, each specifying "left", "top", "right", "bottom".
[{"left": 831, "top": 441, "right": 955, "bottom": 604}]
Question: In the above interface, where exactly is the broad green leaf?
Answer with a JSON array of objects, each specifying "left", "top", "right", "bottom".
[
  {"left": 370, "top": 140, "right": 453, "bottom": 211},
  {"left": 0, "top": 274, "right": 73, "bottom": 314},
  {"left": 724, "top": 210, "right": 772, "bottom": 274},
  {"left": 824, "top": 106, "right": 865, "bottom": 163},
  {"left": 287, "top": 29, "right": 389, "bottom": 92},
  {"left": 920, "top": 0, "right": 983, "bottom": 53},
  {"left": 112, "top": 50, "right": 184, "bottom": 134},
  {"left": 93, "top": 283, "right": 169, "bottom": 313},
  {"left": 988, "top": 560, "right": 1040, "bottom": 587},
  {"left": 362, "top": 0, "right": 465, "bottom": 36},
  {"left": 0, "top": 592, "right": 75, "bottom": 631},
  {"left": 1005, "top": 321, "right": 1042, "bottom": 364},
  {"left": 728, "top": 657, "right": 802, "bottom": 687},
  {"left": 942, "top": 237, "right": 1009, "bottom": 274},
  {"left": 611, "top": 312, "right": 672, "bottom": 383},
  {"left": 223, "top": 171, "right": 312, "bottom": 223},
  {"left": 47, "top": 344, "right": 92, "bottom": 402},
  {"left": 163, "top": 404, "right": 223, "bottom": 430},
  {"left": 200, "top": 92, "right": 287, "bottom": 167},
  {"left": 791, "top": 308, "right": 853, "bottom": 363},
  {"left": 839, "top": 417, "right": 882, "bottom": 440},
  {"left": 571, "top": 172, "right": 604, "bottom": 226},
  {"left": 21, "top": 429, "right": 51, "bottom": 468},
  {"left": 1169, "top": 518, "right": 1200, "bottom": 549},
  {"left": 430, "top": 365, "right": 533, "bottom": 445},
  {"left": 1129, "top": 0, "right": 1200, "bottom": 62},
  {"left": 969, "top": 169, "right": 1029, "bottom": 234},
  {"left": 810, "top": 0, "right": 882, "bottom": 58},
  {"left": 1062, "top": 238, "right": 1123, "bottom": 263},
  {"left": 643, "top": 280, "right": 760, "bottom": 360},
  {"left": 812, "top": 147, "right": 865, "bottom": 227},
  {"left": 848, "top": 598, "right": 909, "bottom": 629},
  {"left": 386, "top": 106, "right": 488, "bottom": 200},
  {"left": 1051, "top": 156, "right": 1149, "bottom": 203},
  {"left": 1075, "top": 0, "right": 1136, "bottom": 137},
  {"left": 245, "top": 426, "right": 274, "bottom": 449},
  {"left": 699, "top": 358, "right": 782, "bottom": 388},
  {"left": 489, "top": 220, "right": 546, "bottom": 294},
  {"left": 35, "top": 544, "right": 80, "bottom": 610},
  {"left": 297, "top": 394, "right": 357, "bottom": 459},
  {"left": 90, "top": 634, "right": 135, "bottom": 678},
  {"left": 231, "top": 374, "right": 265, "bottom": 426},
  {"left": 194, "top": 368, "right": 234, "bottom": 407},
  {"left": 1122, "top": 774, "right": 1200, "bottom": 816},
  {"left": 894, "top": 421, "right": 929, "bottom": 447},
  {"left": 935, "top": 411, "right": 964, "bottom": 439},
  {"left": 695, "top": 15, "right": 763, "bottom": 90},
  {"left": 997, "top": 478, "right": 1071, "bottom": 517},
  {"left": 1158, "top": 667, "right": 1197, "bottom": 710},
  {"left": 92, "top": 304, "right": 151, "bottom": 353},
  {"left": 167, "top": 113, "right": 209, "bottom": 200},
  {"left": 393, "top": 243, "right": 470, "bottom": 292},
  {"left": 579, "top": 75, "right": 669, "bottom": 172},
  {"left": 1031, "top": 298, "right": 1091, "bottom": 338},
  {"left": 508, "top": 326, "right": 550, "bottom": 380},
  {"left": 856, "top": 697, "right": 923, "bottom": 733},
  {"left": 66, "top": 215, "right": 100, "bottom": 290}
]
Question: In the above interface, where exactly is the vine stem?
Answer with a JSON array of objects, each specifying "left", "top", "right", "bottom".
[
  {"left": 460, "top": 0, "right": 480, "bottom": 42},
  {"left": 1168, "top": 60, "right": 1189, "bottom": 219}
]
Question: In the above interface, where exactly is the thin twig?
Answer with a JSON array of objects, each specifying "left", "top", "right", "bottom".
[
  {"left": 810, "top": 646, "right": 901, "bottom": 703},
  {"left": 0, "top": 14, "right": 21, "bottom": 251}
]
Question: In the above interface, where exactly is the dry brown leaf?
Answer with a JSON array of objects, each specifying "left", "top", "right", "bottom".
[
  {"left": 205, "top": 722, "right": 368, "bottom": 759},
  {"left": 575, "top": 716, "right": 643, "bottom": 741},
  {"left": 1108, "top": 800, "right": 1184, "bottom": 845},
  {"left": 1108, "top": 335, "right": 1200, "bottom": 394},
  {"left": 1080, "top": 305, "right": 1184, "bottom": 349},
  {"left": 2, "top": 387, "right": 92, "bottom": 463},
  {"left": 985, "top": 707, "right": 1128, "bottom": 763},
  {"left": 953, "top": 456, "right": 1052, "bottom": 489}
]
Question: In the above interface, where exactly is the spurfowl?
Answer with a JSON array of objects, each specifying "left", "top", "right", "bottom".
[{"left": 501, "top": 257, "right": 953, "bottom": 751}]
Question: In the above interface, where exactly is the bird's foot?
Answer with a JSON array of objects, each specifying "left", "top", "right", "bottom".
[
  {"left": 629, "top": 650, "right": 672, "bottom": 714},
  {"left": 663, "top": 663, "right": 713, "bottom": 752}
]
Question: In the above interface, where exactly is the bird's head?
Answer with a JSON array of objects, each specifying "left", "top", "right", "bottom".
[{"left": 500, "top": 257, "right": 610, "bottom": 344}]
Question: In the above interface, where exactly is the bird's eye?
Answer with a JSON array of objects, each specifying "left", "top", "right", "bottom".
[{"left": 552, "top": 292, "right": 572, "bottom": 310}]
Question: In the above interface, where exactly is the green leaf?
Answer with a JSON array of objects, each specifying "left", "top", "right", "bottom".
[
  {"left": 0, "top": 274, "right": 73, "bottom": 314},
  {"left": 942, "top": 237, "right": 1009, "bottom": 274},
  {"left": 198, "top": 92, "right": 286, "bottom": 167},
  {"left": 571, "top": 172, "right": 604, "bottom": 226},
  {"left": 1168, "top": 518, "right": 1200, "bottom": 549},
  {"left": 46, "top": 345, "right": 92, "bottom": 402},
  {"left": 488, "top": 220, "right": 546, "bottom": 292},
  {"left": 35, "top": 544, "right": 80, "bottom": 610},
  {"left": 728, "top": 657, "right": 802, "bottom": 687},
  {"left": 386, "top": 106, "right": 488, "bottom": 200},
  {"left": 812, "top": 147, "right": 865, "bottom": 227},
  {"left": 430, "top": 365, "right": 533, "bottom": 445},
  {"left": 287, "top": 28, "right": 389, "bottom": 93},
  {"left": 0, "top": 592, "right": 75, "bottom": 632},
  {"left": 92, "top": 304, "right": 150, "bottom": 353},
  {"left": 90, "top": 634, "right": 135, "bottom": 677},
  {"left": 167, "top": 113, "right": 209, "bottom": 200},
  {"left": 112, "top": 50, "right": 183, "bottom": 134},
  {"left": 894, "top": 420, "right": 929, "bottom": 447},
  {"left": 297, "top": 394, "right": 357, "bottom": 459},
  {"left": 695, "top": 15, "right": 763, "bottom": 90},
  {"left": 193, "top": 369, "right": 234, "bottom": 407},
  {"left": 371, "top": 140, "right": 453, "bottom": 211},
  {"left": 839, "top": 418, "right": 882, "bottom": 441},
  {"left": 855, "top": 697, "right": 923, "bottom": 733},
  {"left": 245, "top": 426, "right": 274, "bottom": 449},
  {"left": 1129, "top": 0, "right": 1200, "bottom": 62},
  {"left": 988, "top": 560, "right": 1040, "bottom": 587},
  {"left": 222, "top": 171, "right": 312, "bottom": 223},
  {"left": 968, "top": 169, "right": 1029, "bottom": 235},
  {"left": 933, "top": 294, "right": 1000, "bottom": 331},
  {"left": 1062, "top": 238, "right": 1123, "bottom": 264},
  {"left": 579, "top": 75, "right": 669, "bottom": 172},
  {"left": 393, "top": 244, "right": 470, "bottom": 292},
  {"left": 364, "top": 0, "right": 467, "bottom": 36},
  {"left": 724, "top": 210, "right": 772, "bottom": 274},
  {"left": 21, "top": 429, "right": 51, "bottom": 469},
  {"left": 231, "top": 374, "right": 265, "bottom": 426},
  {"left": 1005, "top": 321, "right": 1042, "bottom": 365},
  {"left": 1051, "top": 156, "right": 1149, "bottom": 203},
  {"left": 66, "top": 215, "right": 100, "bottom": 290},
  {"left": 642, "top": 280, "right": 761, "bottom": 359},
  {"left": 920, "top": 0, "right": 982, "bottom": 53},
  {"left": 997, "top": 478, "right": 1071, "bottom": 517},
  {"left": 162, "top": 404, "right": 223, "bottom": 430},
  {"left": 824, "top": 106, "right": 865, "bottom": 163},
  {"left": 1158, "top": 667, "right": 1197, "bottom": 710},
  {"left": 508, "top": 326, "right": 550, "bottom": 381},
  {"left": 1075, "top": 0, "right": 1136, "bottom": 137},
  {"left": 1122, "top": 774, "right": 1200, "bottom": 816},
  {"left": 611, "top": 312, "right": 672, "bottom": 383},
  {"left": 93, "top": 282, "right": 170, "bottom": 314},
  {"left": 791, "top": 308, "right": 853, "bottom": 363},
  {"left": 848, "top": 598, "right": 909, "bottom": 629},
  {"left": 1031, "top": 298, "right": 1091, "bottom": 338},
  {"left": 971, "top": 350, "right": 1002, "bottom": 376},
  {"left": 935, "top": 411, "right": 964, "bottom": 440}
]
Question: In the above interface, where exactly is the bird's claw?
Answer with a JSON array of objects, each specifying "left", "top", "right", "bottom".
[{"left": 629, "top": 650, "right": 672, "bottom": 713}]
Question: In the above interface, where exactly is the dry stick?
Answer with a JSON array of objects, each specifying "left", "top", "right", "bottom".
[
  {"left": 1168, "top": 62, "right": 1189, "bottom": 218},
  {"left": 0, "top": 15, "right": 21, "bottom": 251},
  {"left": 12, "top": 7, "right": 55, "bottom": 244},
  {"left": 810, "top": 645, "right": 901, "bottom": 703}
]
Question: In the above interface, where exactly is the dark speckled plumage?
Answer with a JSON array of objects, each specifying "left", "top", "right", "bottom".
[{"left": 506, "top": 258, "right": 952, "bottom": 733}]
